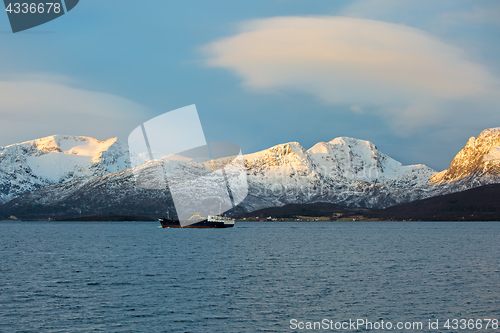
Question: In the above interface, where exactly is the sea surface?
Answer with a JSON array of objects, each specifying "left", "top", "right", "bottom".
[{"left": 1, "top": 221, "right": 499, "bottom": 332}]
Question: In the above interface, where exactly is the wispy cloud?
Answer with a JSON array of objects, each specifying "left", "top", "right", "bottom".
[
  {"left": 203, "top": 16, "right": 500, "bottom": 134},
  {"left": 0, "top": 74, "right": 147, "bottom": 146}
]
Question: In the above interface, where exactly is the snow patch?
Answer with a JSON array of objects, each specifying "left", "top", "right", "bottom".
[
  {"left": 60, "top": 137, "right": 116, "bottom": 157},
  {"left": 26, "top": 153, "right": 92, "bottom": 182},
  {"left": 484, "top": 147, "right": 500, "bottom": 162}
]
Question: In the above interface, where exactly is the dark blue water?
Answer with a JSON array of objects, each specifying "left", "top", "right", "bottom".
[{"left": 1, "top": 222, "right": 499, "bottom": 332}]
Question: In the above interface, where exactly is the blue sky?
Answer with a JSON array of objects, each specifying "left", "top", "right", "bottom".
[{"left": 0, "top": 0, "right": 499, "bottom": 170}]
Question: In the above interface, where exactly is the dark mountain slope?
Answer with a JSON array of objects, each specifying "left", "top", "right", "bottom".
[
  {"left": 371, "top": 183, "right": 500, "bottom": 221},
  {"left": 237, "top": 184, "right": 500, "bottom": 221}
]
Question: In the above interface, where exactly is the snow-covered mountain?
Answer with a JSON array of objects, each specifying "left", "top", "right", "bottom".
[
  {"left": 429, "top": 128, "right": 500, "bottom": 193},
  {"left": 1, "top": 129, "right": 499, "bottom": 219},
  {"left": 0, "top": 134, "right": 436, "bottom": 218},
  {"left": 241, "top": 137, "right": 435, "bottom": 210},
  {"left": 0, "top": 135, "right": 130, "bottom": 203}
]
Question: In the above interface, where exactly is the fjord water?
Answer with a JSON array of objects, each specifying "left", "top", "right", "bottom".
[{"left": 1, "top": 222, "right": 499, "bottom": 332}]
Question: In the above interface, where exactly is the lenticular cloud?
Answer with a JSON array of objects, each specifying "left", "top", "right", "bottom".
[{"left": 203, "top": 16, "right": 500, "bottom": 133}]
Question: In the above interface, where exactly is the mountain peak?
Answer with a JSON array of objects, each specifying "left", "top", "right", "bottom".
[
  {"left": 242, "top": 141, "right": 307, "bottom": 169},
  {"left": 0, "top": 135, "right": 130, "bottom": 203},
  {"left": 430, "top": 127, "right": 500, "bottom": 185},
  {"left": 275, "top": 141, "right": 304, "bottom": 152},
  {"left": 3, "top": 135, "right": 120, "bottom": 158},
  {"left": 478, "top": 127, "right": 500, "bottom": 140},
  {"left": 328, "top": 136, "right": 374, "bottom": 148},
  {"left": 34, "top": 135, "right": 118, "bottom": 157}
]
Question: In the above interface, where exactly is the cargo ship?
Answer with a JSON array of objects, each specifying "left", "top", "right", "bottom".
[{"left": 159, "top": 213, "right": 235, "bottom": 228}]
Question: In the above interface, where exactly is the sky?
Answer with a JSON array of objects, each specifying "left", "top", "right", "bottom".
[{"left": 0, "top": 0, "right": 499, "bottom": 171}]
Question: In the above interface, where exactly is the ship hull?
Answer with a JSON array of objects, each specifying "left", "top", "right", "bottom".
[{"left": 159, "top": 218, "right": 234, "bottom": 229}]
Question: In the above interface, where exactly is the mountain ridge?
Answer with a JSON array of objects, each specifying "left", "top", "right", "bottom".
[
  {"left": 1, "top": 128, "right": 499, "bottom": 219},
  {"left": 0, "top": 135, "right": 130, "bottom": 203},
  {"left": 430, "top": 128, "right": 500, "bottom": 185},
  {"left": 236, "top": 184, "right": 500, "bottom": 221}
]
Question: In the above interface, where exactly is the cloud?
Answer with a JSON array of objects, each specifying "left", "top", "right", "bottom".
[
  {"left": 340, "top": 0, "right": 461, "bottom": 21},
  {"left": 340, "top": 0, "right": 425, "bottom": 21},
  {"left": 0, "top": 74, "right": 147, "bottom": 146},
  {"left": 203, "top": 16, "right": 500, "bottom": 134},
  {"left": 440, "top": 3, "right": 500, "bottom": 27}
]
